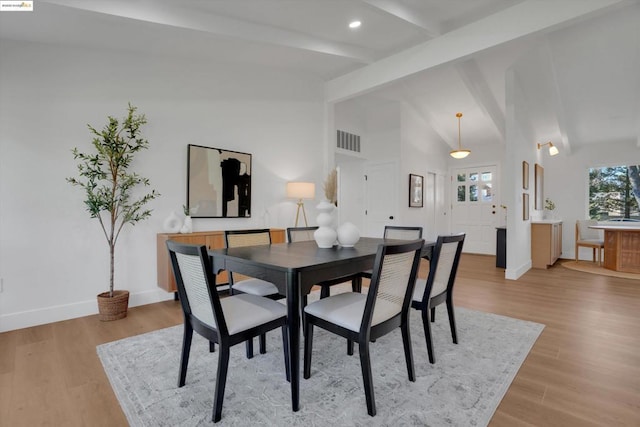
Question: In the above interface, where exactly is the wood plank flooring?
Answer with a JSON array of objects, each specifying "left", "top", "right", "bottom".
[{"left": 1, "top": 254, "right": 638, "bottom": 426}]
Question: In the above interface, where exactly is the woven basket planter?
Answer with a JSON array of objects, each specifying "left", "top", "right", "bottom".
[{"left": 97, "top": 290, "right": 130, "bottom": 321}]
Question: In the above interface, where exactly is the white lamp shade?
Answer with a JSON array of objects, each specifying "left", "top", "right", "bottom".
[
  {"left": 450, "top": 149, "right": 471, "bottom": 159},
  {"left": 549, "top": 145, "right": 559, "bottom": 156},
  {"left": 286, "top": 182, "right": 315, "bottom": 199}
]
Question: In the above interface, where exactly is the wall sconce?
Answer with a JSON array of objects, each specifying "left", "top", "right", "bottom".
[
  {"left": 286, "top": 182, "right": 315, "bottom": 227},
  {"left": 450, "top": 112, "right": 470, "bottom": 159},
  {"left": 537, "top": 141, "right": 559, "bottom": 156}
]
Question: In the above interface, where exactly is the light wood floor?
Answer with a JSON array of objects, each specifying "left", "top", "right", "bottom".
[{"left": 1, "top": 254, "right": 639, "bottom": 426}]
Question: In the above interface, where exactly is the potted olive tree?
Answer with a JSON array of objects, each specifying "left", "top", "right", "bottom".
[{"left": 67, "top": 104, "right": 160, "bottom": 321}]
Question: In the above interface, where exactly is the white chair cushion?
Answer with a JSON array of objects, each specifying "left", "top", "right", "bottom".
[
  {"left": 233, "top": 278, "right": 279, "bottom": 296},
  {"left": 304, "top": 292, "right": 400, "bottom": 332},
  {"left": 412, "top": 278, "right": 446, "bottom": 302},
  {"left": 218, "top": 294, "right": 286, "bottom": 335}
]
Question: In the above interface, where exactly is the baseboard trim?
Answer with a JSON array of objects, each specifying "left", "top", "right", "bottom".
[
  {"left": 506, "top": 260, "right": 532, "bottom": 280},
  {"left": 0, "top": 289, "right": 175, "bottom": 333}
]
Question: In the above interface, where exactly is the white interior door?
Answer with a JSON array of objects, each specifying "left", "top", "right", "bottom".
[
  {"left": 425, "top": 172, "right": 436, "bottom": 241},
  {"left": 451, "top": 165, "right": 500, "bottom": 254},
  {"left": 364, "top": 161, "right": 398, "bottom": 237}
]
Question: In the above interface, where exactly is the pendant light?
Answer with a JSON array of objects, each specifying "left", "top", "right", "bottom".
[{"left": 450, "top": 112, "right": 470, "bottom": 159}]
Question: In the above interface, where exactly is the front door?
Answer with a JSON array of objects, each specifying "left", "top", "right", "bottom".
[{"left": 451, "top": 165, "right": 500, "bottom": 254}]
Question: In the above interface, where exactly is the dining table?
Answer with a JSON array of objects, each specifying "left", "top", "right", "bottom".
[{"left": 208, "top": 236, "right": 434, "bottom": 412}]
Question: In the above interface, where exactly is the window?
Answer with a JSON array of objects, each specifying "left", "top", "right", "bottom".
[{"left": 589, "top": 165, "right": 640, "bottom": 220}]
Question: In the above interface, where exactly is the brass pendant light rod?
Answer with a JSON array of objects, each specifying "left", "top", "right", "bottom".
[{"left": 450, "top": 112, "right": 470, "bottom": 159}]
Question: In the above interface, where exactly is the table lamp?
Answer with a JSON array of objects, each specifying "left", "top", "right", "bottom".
[{"left": 286, "top": 182, "right": 315, "bottom": 227}]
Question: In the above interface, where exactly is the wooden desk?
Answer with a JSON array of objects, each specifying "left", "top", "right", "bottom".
[
  {"left": 208, "top": 237, "right": 433, "bottom": 413},
  {"left": 590, "top": 225, "right": 640, "bottom": 273}
]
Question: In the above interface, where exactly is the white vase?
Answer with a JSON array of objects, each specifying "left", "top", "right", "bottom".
[
  {"left": 180, "top": 216, "right": 193, "bottom": 234},
  {"left": 337, "top": 222, "right": 360, "bottom": 247},
  {"left": 314, "top": 200, "right": 337, "bottom": 248},
  {"left": 163, "top": 211, "right": 182, "bottom": 233}
]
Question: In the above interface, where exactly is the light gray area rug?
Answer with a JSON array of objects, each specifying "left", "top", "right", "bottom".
[{"left": 98, "top": 306, "right": 543, "bottom": 426}]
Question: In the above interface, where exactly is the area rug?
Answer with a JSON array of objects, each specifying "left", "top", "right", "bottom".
[
  {"left": 561, "top": 260, "right": 640, "bottom": 280},
  {"left": 97, "top": 303, "right": 543, "bottom": 426}
]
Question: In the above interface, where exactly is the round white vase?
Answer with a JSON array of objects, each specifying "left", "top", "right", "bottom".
[
  {"left": 163, "top": 211, "right": 182, "bottom": 233},
  {"left": 337, "top": 222, "right": 360, "bottom": 247},
  {"left": 180, "top": 216, "right": 193, "bottom": 234},
  {"left": 314, "top": 200, "right": 337, "bottom": 248}
]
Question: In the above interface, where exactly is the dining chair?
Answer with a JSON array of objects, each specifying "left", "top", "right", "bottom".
[
  {"left": 303, "top": 240, "right": 423, "bottom": 416},
  {"left": 166, "top": 240, "right": 290, "bottom": 423},
  {"left": 575, "top": 220, "right": 604, "bottom": 264},
  {"left": 359, "top": 226, "right": 423, "bottom": 280},
  {"left": 287, "top": 226, "right": 363, "bottom": 298},
  {"left": 225, "top": 229, "right": 285, "bottom": 357},
  {"left": 224, "top": 229, "right": 283, "bottom": 298},
  {"left": 411, "top": 233, "right": 465, "bottom": 364}
]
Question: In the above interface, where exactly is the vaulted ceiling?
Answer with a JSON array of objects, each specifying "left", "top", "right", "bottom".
[{"left": 1, "top": 0, "right": 638, "bottom": 154}]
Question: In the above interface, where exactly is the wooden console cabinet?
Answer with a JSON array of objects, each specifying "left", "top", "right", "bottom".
[
  {"left": 531, "top": 221, "right": 562, "bottom": 269},
  {"left": 157, "top": 229, "right": 286, "bottom": 292}
]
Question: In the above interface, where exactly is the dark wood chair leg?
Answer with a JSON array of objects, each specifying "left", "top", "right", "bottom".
[
  {"left": 209, "top": 342, "right": 215, "bottom": 353},
  {"left": 358, "top": 341, "right": 376, "bottom": 417},
  {"left": 282, "top": 325, "right": 291, "bottom": 382},
  {"left": 245, "top": 339, "right": 254, "bottom": 359},
  {"left": 401, "top": 322, "right": 416, "bottom": 381},
  {"left": 178, "top": 323, "right": 194, "bottom": 387},
  {"left": 446, "top": 298, "right": 458, "bottom": 344},
  {"left": 303, "top": 322, "right": 313, "bottom": 379},
  {"left": 320, "top": 285, "right": 330, "bottom": 299},
  {"left": 259, "top": 333, "right": 266, "bottom": 354},
  {"left": 347, "top": 339, "right": 354, "bottom": 355},
  {"left": 351, "top": 276, "right": 362, "bottom": 293},
  {"left": 430, "top": 306, "right": 436, "bottom": 322},
  {"left": 421, "top": 308, "right": 435, "bottom": 364},
  {"left": 212, "top": 346, "right": 230, "bottom": 423}
]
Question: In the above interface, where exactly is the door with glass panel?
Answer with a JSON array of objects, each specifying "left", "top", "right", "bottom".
[{"left": 451, "top": 166, "right": 499, "bottom": 254}]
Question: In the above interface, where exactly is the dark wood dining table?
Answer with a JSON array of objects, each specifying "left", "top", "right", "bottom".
[{"left": 208, "top": 236, "right": 434, "bottom": 412}]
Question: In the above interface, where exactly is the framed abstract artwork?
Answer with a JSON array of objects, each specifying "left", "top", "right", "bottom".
[
  {"left": 522, "top": 161, "right": 529, "bottom": 189},
  {"left": 409, "top": 174, "right": 423, "bottom": 207},
  {"left": 187, "top": 144, "right": 252, "bottom": 218}
]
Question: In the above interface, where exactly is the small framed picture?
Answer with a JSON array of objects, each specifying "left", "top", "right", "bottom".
[
  {"left": 523, "top": 193, "right": 529, "bottom": 220},
  {"left": 522, "top": 161, "right": 529, "bottom": 189},
  {"left": 409, "top": 174, "right": 423, "bottom": 208}
]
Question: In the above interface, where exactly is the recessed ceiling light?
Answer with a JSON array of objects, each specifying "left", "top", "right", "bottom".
[{"left": 349, "top": 20, "right": 361, "bottom": 29}]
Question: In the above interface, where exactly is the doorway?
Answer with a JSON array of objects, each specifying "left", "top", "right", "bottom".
[{"left": 450, "top": 165, "right": 500, "bottom": 254}]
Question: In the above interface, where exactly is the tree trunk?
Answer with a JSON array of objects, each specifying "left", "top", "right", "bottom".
[{"left": 110, "top": 243, "right": 115, "bottom": 298}]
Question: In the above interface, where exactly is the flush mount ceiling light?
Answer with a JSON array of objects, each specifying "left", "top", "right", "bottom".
[
  {"left": 450, "top": 112, "right": 470, "bottom": 159},
  {"left": 537, "top": 141, "right": 559, "bottom": 156},
  {"left": 349, "top": 20, "right": 361, "bottom": 29}
]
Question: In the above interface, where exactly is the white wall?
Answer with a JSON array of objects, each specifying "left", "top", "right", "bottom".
[
  {"left": 543, "top": 140, "right": 640, "bottom": 260},
  {"left": 401, "top": 104, "right": 450, "bottom": 237},
  {"left": 0, "top": 40, "right": 326, "bottom": 331}
]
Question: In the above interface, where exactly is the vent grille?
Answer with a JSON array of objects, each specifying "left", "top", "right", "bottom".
[{"left": 337, "top": 130, "right": 361, "bottom": 153}]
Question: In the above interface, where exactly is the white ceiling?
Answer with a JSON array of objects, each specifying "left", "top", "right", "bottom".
[{"left": 1, "top": 0, "right": 638, "bottom": 153}]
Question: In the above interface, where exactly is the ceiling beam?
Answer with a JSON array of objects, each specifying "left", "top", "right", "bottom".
[
  {"left": 455, "top": 59, "right": 505, "bottom": 142},
  {"left": 326, "top": 0, "right": 627, "bottom": 103},
  {"left": 43, "top": 0, "right": 376, "bottom": 63},
  {"left": 360, "top": 0, "right": 442, "bottom": 37}
]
